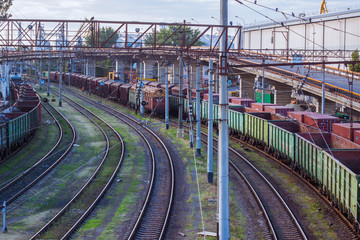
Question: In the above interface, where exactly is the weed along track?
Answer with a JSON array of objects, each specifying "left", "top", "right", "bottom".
[
  {"left": 62, "top": 87, "right": 174, "bottom": 239},
  {"left": 0, "top": 101, "right": 76, "bottom": 205},
  {"left": 31, "top": 91, "right": 125, "bottom": 240}
]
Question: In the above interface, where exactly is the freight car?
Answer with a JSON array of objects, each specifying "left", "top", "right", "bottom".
[
  {"left": 48, "top": 72, "right": 360, "bottom": 231},
  {"left": 184, "top": 97, "right": 360, "bottom": 231},
  {"left": 0, "top": 83, "right": 41, "bottom": 159}
]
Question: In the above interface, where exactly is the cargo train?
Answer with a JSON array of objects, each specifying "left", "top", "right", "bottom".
[
  {"left": 48, "top": 71, "right": 360, "bottom": 231},
  {"left": 0, "top": 80, "right": 41, "bottom": 160}
]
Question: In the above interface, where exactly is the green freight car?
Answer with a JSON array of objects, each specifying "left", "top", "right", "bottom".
[
  {"left": 320, "top": 150, "right": 360, "bottom": 225},
  {"left": 228, "top": 109, "right": 245, "bottom": 135},
  {"left": 268, "top": 121, "right": 297, "bottom": 163},
  {"left": 244, "top": 112, "right": 273, "bottom": 147},
  {"left": 200, "top": 100, "right": 220, "bottom": 125}
]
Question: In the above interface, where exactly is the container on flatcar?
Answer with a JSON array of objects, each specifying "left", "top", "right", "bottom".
[
  {"left": 332, "top": 123, "right": 360, "bottom": 142},
  {"left": 355, "top": 131, "right": 360, "bottom": 145},
  {"left": 264, "top": 106, "right": 294, "bottom": 117},
  {"left": 251, "top": 102, "right": 277, "bottom": 112},
  {"left": 287, "top": 111, "right": 315, "bottom": 123},
  {"left": 303, "top": 114, "right": 340, "bottom": 133},
  {"left": 229, "top": 97, "right": 255, "bottom": 108},
  {"left": 203, "top": 93, "right": 219, "bottom": 104}
]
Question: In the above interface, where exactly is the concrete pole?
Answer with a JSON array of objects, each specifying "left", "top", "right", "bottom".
[
  {"left": 59, "top": 53, "right": 63, "bottom": 107},
  {"left": 157, "top": 61, "right": 161, "bottom": 82},
  {"left": 187, "top": 62, "right": 194, "bottom": 148},
  {"left": 140, "top": 61, "right": 144, "bottom": 116},
  {"left": 218, "top": 0, "right": 230, "bottom": 238},
  {"left": 39, "top": 56, "right": 42, "bottom": 90},
  {"left": 177, "top": 56, "right": 184, "bottom": 138},
  {"left": 2, "top": 201, "right": 6, "bottom": 233},
  {"left": 165, "top": 63, "right": 169, "bottom": 129},
  {"left": 322, "top": 64, "right": 325, "bottom": 114},
  {"left": 47, "top": 53, "right": 50, "bottom": 96},
  {"left": 196, "top": 58, "right": 201, "bottom": 156},
  {"left": 207, "top": 60, "right": 214, "bottom": 183},
  {"left": 130, "top": 61, "right": 133, "bottom": 83},
  {"left": 69, "top": 59, "right": 71, "bottom": 86},
  {"left": 262, "top": 58, "right": 265, "bottom": 103}
]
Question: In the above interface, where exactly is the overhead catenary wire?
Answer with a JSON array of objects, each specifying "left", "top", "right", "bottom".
[
  {"left": 240, "top": 0, "right": 360, "bottom": 39},
  {"left": 234, "top": 0, "right": 353, "bottom": 61}
]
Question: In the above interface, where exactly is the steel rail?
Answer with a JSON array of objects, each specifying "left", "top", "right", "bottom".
[
  {"left": 31, "top": 91, "right": 112, "bottom": 239},
  {"left": 64, "top": 87, "right": 174, "bottom": 239},
  {"left": 0, "top": 100, "right": 76, "bottom": 205},
  {"left": 173, "top": 119, "right": 307, "bottom": 239}
]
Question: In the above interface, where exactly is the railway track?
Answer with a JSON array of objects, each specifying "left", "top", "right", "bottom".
[
  {"left": 0, "top": 101, "right": 76, "bottom": 205},
  {"left": 172, "top": 120, "right": 307, "bottom": 239},
  {"left": 31, "top": 92, "right": 125, "bottom": 239},
  {"left": 62, "top": 87, "right": 174, "bottom": 239}
]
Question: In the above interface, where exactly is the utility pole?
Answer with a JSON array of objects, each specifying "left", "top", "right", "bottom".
[
  {"left": 187, "top": 61, "right": 194, "bottom": 148},
  {"left": 218, "top": 0, "right": 230, "bottom": 238},
  {"left": 177, "top": 55, "right": 184, "bottom": 138},
  {"left": 47, "top": 53, "right": 50, "bottom": 96},
  {"left": 262, "top": 58, "right": 265, "bottom": 103},
  {"left": 59, "top": 52, "right": 63, "bottom": 107},
  {"left": 165, "top": 62, "right": 170, "bottom": 129},
  {"left": 207, "top": 59, "right": 214, "bottom": 183},
  {"left": 2, "top": 201, "right": 6, "bottom": 233},
  {"left": 39, "top": 55, "right": 42, "bottom": 90},
  {"left": 196, "top": 58, "right": 201, "bottom": 156},
  {"left": 140, "top": 61, "right": 144, "bottom": 117}
]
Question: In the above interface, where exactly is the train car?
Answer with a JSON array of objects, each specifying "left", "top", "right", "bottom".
[
  {"left": 119, "top": 84, "right": 132, "bottom": 104},
  {"left": 50, "top": 72, "right": 57, "bottom": 82},
  {"left": 320, "top": 149, "right": 360, "bottom": 224},
  {"left": 159, "top": 83, "right": 175, "bottom": 93},
  {"left": 128, "top": 85, "right": 137, "bottom": 107},
  {"left": 171, "top": 86, "right": 187, "bottom": 97},
  {"left": 103, "top": 80, "right": 116, "bottom": 97},
  {"left": 148, "top": 82, "right": 162, "bottom": 88},
  {"left": 143, "top": 86, "right": 165, "bottom": 115},
  {"left": 109, "top": 82, "right": 123, "bottom": 101}
]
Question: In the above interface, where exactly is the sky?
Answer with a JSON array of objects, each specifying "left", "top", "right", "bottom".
[{"left": 8, "top": 0, "right": 360, "bottom": 26}]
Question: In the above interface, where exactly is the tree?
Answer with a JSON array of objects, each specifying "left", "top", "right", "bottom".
[
  {"left": 349, "top": 49, "right": 360, "bottom": 73},
  {"left": 143, "top": 25, "right": 205, "bottom": 47},
  {"left": 85, "top": 26, "right": 119, "bottom": 48},
  {"left": 0, "top": 0, "right": 12, "bottom": 18}
]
